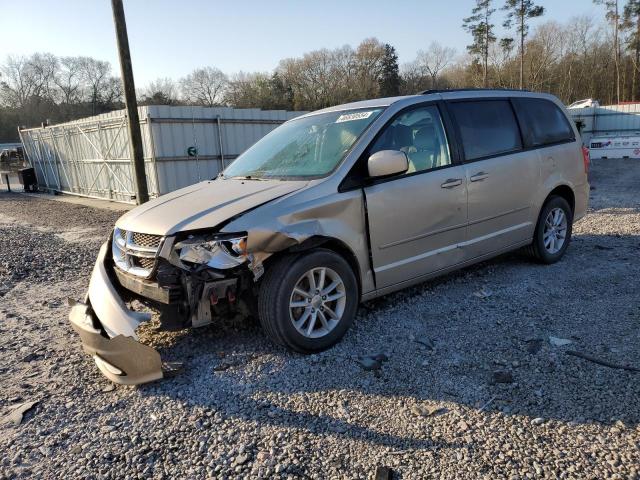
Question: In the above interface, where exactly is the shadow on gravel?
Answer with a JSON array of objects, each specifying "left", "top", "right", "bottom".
[
  {"left": 133, "top": 227, "right": 640, "bottom": 451},
  {"left": 113, "top": 159, "right": 640, "bottom": 448}
]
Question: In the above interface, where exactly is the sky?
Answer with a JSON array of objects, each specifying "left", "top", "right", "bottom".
[{"left": 2, "top": 0, "right": 604, "bottom": 87}]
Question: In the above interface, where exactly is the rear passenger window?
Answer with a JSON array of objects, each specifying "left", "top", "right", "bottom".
[
  {"left": 449, "top": 100, "right": 522, "bottom": 161},
  {"left": 513, "top": 98, "right": 575, "bottom": 146}
]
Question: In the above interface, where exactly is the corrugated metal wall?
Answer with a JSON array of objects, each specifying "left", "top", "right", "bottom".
[
  {"left": 19, "top": 106, "right": 303, "bottom": 203},
  {"left": 146, "top": 106, "right": 298, "bottom": 194},
  {"left": 568, "top": 104, "right": 640, "bottom": 146}
]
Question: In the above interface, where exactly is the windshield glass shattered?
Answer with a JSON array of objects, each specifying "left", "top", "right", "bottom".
[{"left": 223, "top": 108, "right": 383, "bottom": 179}]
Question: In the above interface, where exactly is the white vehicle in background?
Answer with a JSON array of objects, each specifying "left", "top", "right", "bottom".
[{"left": 567, "top": 98, "right": 600, "bottom": 109}]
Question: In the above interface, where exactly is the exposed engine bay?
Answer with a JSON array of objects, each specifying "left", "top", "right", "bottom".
[{"left": 111, "top": 228, "right": 265, "bottom": 333}]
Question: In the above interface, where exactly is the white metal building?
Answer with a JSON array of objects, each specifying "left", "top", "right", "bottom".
[
  {"left": 19, "top": 106, "right": 304, "bottom": 203},
  {"left": 568, "top": 102, "right": 640, "bottom": 159},
  {"left": 568, "top": 103, "right": 640, "bottom": 146}
]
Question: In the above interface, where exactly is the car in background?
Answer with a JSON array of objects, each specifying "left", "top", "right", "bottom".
[{"left": 567, "top": 98, "right": 600, "bottom": 109}]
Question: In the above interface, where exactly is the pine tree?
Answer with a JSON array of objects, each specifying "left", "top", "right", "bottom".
[
  {"left": 502, "top": 0, "right": 545, "bottom": 90},
  {"left": 463, "top": 0, "right": 496, "bottom": 87},
  {"left": 378, "top": 44, "right": 400, "bottom": 97},
  {"left": 623, "top": 0, "right": 640, "bottom": 101}
]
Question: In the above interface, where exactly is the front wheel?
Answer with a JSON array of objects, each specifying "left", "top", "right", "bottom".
[
  {"left": 527, "top": 195, "right": 573, "bottom": 264},
  {"left": 258, "top": 249, "right": 359, "bottom": 353}
]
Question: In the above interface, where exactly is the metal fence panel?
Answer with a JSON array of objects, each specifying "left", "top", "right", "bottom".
[
  {"left": 18, "top": 105, "right": 304, "bottom": 203},
  {"left": 20, "top": 110, "right": 148, "bottom": 202},
  {"left": 146, "top": 105, "right": 302, "bottom": 195}
]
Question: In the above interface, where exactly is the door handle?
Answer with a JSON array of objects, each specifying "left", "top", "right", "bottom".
[
  {"left": 470, "top": 172, "right": 489, "bottom": 182},
  {"left": 441, "top": 178, "right": 462, "bottom": 189}
]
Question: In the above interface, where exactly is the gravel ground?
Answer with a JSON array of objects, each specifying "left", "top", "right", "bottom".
[{"left": 1, "top": 159, "right": 639, "bottom": 479}]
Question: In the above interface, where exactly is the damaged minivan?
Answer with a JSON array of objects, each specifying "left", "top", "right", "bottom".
[{"left": 69, "top": 89, "right": 589, "bottom": 384}]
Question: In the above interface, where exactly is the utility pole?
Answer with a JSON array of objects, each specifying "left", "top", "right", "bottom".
[{"left": 111, "top": 0, "right": 149, "bottom": 204}]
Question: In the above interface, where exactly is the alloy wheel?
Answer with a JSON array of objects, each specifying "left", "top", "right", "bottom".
[
  {"left": 289, "top": 267, "right": 346, "bottom": 339},
  {"left": 543, "top": 207, "right": 568, "bottom": 254}
]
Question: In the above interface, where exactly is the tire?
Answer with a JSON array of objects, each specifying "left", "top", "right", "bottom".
[
  {"left": 526, "top": 195, "right": 573, "bottom": 264},
  {"left": 257, "top": 249, "right": 359, "bottom": 353}
]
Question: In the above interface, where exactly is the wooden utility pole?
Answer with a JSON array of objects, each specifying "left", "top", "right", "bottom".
[{"left": 111, "top": 0, "right": 149, "bottom": 204}]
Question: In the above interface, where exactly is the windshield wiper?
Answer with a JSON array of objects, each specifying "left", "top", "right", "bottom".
[{"left": 225, "top": 175, "right": 265, "bottom": 181}]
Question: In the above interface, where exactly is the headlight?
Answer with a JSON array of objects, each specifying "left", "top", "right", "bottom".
[{"left": 174, "top": 234, "right": 249, "bottom": 269}]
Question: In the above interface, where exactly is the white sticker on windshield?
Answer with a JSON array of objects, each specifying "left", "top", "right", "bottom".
[{"left": 336, "top": 111, "right": 375, "bottom": 123}]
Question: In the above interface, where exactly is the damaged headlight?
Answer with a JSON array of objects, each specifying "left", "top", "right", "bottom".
[{"left": 174, "top": 233, "right": 249, "bottom": 269}]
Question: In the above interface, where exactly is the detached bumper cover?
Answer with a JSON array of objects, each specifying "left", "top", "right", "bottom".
[{"left": 69, "top": 242, "right": 163, "bottom": 385}]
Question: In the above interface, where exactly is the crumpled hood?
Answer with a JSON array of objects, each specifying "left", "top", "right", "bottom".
[{"left": 116, "top": 178, "right": 308, "bottom": 235}]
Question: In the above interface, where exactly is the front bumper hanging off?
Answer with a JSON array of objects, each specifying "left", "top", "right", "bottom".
[{"left": 68, "top": 242, "right": 164, "bottom": 385}]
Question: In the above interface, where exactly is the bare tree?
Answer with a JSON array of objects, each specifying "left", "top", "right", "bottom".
[
  {"left": 180, "top": 67, "right": 228, "bottom": 106},
  {"left": 278, "top": 45, "right": 357, "bottom": 109},
  {"left": 353, "top": 38, "right": 387, "bottom": 99},
  {"left": 54, "top": 56, "right": 83, "bottom": 105},
  {"left": 77, "top": 56, "right": 112, "bottom": 114},
  {"left": 101, "top": 76, "right": 124, "bottom": 106},
  {"left": 28, "top": 53, "right": 58, "bottom": 102},
  {"left": 594, "top": 1, "right": 621, "bottom": 103},
  {"left": 140, "top": 77, "right": 178, "bottom": 105},
  {"left": 0, "top": 55, "right": 36, "bottom": 108},
  {"left": 416, "top": 42, "right": 456, "bottom": 88},
  {"left": 225, "top": 71, "right": 294, "bottom": 110},
  {"left": 489, "top": 38, "right": 515, "bottom": 87},
  {"left": 526, "top": 21, "right": 563, "bottom": 91},
  {"left": 399, "top": 61, "right": 431, "bottom": 94},
  {"left": 0, "top": 54, "right": 57, "bottom": 108}
]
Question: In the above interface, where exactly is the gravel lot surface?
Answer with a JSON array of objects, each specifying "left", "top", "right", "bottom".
[{"left": 1, "top": 159, "right": 639, "bottom": 479}]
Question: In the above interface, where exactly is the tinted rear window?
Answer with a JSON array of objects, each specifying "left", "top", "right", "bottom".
[
  {"left": 448, "top": 100, "right": 522, "bottom": 161},
  {"left": 513, "top": 98, "right": 575, "bottom": 146}
]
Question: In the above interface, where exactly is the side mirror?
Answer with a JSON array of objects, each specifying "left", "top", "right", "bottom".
[{"left": 367, "top": 150, "right": 409, "bottom": 178}]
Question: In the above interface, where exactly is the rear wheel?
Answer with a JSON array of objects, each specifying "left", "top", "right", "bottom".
[
  {"left": 527, "top": 196, "right": 573, "bottom": 264},
  {"left": 258, "top": 249, "right": 358, "bottom": 353}
]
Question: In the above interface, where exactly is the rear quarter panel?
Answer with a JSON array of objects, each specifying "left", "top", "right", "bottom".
[
  {"left": 530, "top": 96, "right": 589, "bottom": 223},
  {"left": 536, "top": 140, "right": 589, "bottom": 222}
]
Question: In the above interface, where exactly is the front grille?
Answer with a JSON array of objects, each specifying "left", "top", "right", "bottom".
[
  {"left": 112, "top": 228, "right": 163, "bottom": 278},
  {"left": 134, "top": 257, "right": 156, "bottom": 270},
  {"left": 132, "top": 232, "right": 162, "bottom": 249}
]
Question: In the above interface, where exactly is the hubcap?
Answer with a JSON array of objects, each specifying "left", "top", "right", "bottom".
[
  {"left": 289, "top": 267, "right": 346, "bottom": 339},
  {"left": 543, "top": 207, "right": 568, "bottom": 254}
]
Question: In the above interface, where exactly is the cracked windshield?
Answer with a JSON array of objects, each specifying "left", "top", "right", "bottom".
[{"left": 223, "top": 108, "right": 383, "bottom": 179}]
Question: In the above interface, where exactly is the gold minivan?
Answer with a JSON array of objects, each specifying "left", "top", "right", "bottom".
[{"left": 69, "top": 89, "right": 590, "bottom": 384}]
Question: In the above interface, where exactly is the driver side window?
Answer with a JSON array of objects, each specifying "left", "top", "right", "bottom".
[{"left": 369, "top": 105, "right": 451, "bottom": 174}]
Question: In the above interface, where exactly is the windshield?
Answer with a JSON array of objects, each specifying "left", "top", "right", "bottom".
[{"left": 223, "top": 108, "right": 383, "bottom": 180}]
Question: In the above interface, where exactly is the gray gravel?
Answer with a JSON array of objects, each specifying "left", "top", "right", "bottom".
[{"left": 1, "top": 159, "right": 639, "bottom": 479}]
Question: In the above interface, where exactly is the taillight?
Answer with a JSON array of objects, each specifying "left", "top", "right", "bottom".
[{"left": 581, "top": 146, "right": 590, "bottom": 174}]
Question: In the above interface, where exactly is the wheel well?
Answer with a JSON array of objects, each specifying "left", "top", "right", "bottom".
[
  {"left": 547, "top": 185, "right": 575, "bottom": 214},
  {"left": 265, "top": 236, "right": 362, "bottom": 296}
]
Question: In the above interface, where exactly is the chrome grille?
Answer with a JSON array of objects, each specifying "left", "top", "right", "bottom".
[
  {"left": 112, "top": 228, "right": 163, "bottom": 278},
  {"left": 132, "top": 232, "right": 162, "bottom": 249}
]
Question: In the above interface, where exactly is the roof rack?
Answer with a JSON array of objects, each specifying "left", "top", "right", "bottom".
[{"left": 420, "top": 88, "right": 530, "bottom": 95}]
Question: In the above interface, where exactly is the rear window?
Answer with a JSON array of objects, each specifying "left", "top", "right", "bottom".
[
  {"left": 448, "top": 100, "right": 522, "bottom": 161},
  {"left": 513, "top": 98, "right": 575, "bottom": 146}
]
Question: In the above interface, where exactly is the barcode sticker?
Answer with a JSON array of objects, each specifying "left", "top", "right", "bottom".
[{"left": 336, "top": 111, "right": 374, "bottom": 123}]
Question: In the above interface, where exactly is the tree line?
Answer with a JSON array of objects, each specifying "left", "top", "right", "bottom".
[{"left": 2, "top": 0, "right": 640, "bottom": 143}]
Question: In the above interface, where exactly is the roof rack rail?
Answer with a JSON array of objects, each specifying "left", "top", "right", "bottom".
[{"left": 420, "top": 87, "right": 530, "bottom": 95}]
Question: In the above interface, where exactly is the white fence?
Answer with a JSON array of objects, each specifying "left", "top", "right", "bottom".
[
  {"left": 19, "top": 106, "right": 303, "bottom": 203},
  {"left": 568, "top": 103, "right": 640, "bottom": 147}
]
